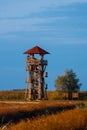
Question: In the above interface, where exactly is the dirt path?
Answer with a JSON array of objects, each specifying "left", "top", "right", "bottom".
[{"left": 0, "top": 100, "right": 39, "bottom": 104}]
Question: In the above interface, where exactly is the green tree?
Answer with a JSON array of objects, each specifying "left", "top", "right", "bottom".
[{"left": 55, "top": 69, "right": 82, "bottom": 100}]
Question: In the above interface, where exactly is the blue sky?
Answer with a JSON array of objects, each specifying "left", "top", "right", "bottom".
[{"left": 0, "top": 0, "right": 87, "bottom": 91}]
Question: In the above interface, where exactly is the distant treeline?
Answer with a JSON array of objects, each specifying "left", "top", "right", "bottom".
[{"left": 0, "top": 90, "right": 87, "bottom": 101}]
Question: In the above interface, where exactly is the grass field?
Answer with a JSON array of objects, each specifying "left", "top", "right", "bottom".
[
  {"left": 0, "top": 90, "right": 87, "bottom": 101},
  {"left": 0, "top": 90, "right": 87, "bottom": 129},
  {"left": 9, "top": 108, "right": 87, "bottom": 130},
  {"left": 0, "top": 100, "right": 87, "bottom": 130}
]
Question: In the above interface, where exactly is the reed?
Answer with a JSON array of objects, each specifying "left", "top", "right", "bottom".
[{"left": 9, "top": 108, "right": 87, "bottom": 130}]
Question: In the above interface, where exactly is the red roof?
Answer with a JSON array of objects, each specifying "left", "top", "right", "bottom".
[{"left": 24, "top": 46, "right": 50, "bottom": 54}]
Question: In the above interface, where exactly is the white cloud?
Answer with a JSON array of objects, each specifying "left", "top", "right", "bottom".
[
  {"left": 0, "top": 0, "right": 87, "bottom": 18},
  {"left": 0, "top": 16, "right": 67, "bottom": 34},
  {"left": 0, "top": 0, "right": 87, "bottom": 45}
]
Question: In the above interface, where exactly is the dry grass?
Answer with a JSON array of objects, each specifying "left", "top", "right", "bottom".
[
  {"left": 0, "top": 101, "right": 86, "bottom": 130},
  {"left": 0, "top": 90, "right": 87, "bottom": 101},
  {"left": 0, "top": 100, "right": 83, "bottom": 116},
  {"left": 0, "top": 90, "right": 25, "bottom": 101},
  {"left": 9, "top": 108, "right": 87, "bottom": 130}
]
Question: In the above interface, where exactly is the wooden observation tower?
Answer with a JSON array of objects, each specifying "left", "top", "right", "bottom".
[{"left": 24, "top": 46, "right": 49, "bottom": 100}]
